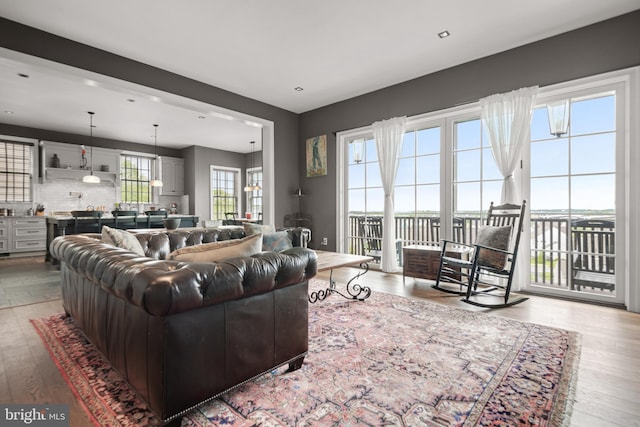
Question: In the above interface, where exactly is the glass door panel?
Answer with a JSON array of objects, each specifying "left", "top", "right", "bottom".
[{"left": 529, "top": 93, "right": 618, "bottom": 302}]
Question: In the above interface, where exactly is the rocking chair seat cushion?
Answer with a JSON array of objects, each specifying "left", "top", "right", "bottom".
[{"left": 475, "top": 225, "right": 512, "bottom": 269}]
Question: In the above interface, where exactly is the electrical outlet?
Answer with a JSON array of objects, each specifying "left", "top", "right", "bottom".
[{"left": 321, "top": 237, "right": 328, "bottom": 246}]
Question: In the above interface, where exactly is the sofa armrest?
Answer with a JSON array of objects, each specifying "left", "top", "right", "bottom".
[{"left": 278, "top": 227, "right": 311, "bottom": 248}]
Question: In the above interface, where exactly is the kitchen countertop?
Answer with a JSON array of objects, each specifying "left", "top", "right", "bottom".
[{"left": 46, "top": 213, "right": 196, "bottom": 220}]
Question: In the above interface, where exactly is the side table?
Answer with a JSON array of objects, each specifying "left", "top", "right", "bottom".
[{"left": 402, "top": 245, "right": 471, "bottom": 283}]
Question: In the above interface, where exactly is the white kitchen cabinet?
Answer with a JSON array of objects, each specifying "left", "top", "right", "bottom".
[
  {"left": 0, "top": 217, "right": 47, "bottom": 254},
  {"left": 160, "top": 156, "right": 184, "bottom": 195},
  {"left": 0, "top": 218, "right": 8, "bottom": 253}
]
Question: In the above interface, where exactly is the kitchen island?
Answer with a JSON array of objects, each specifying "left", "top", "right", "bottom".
[{"left": 45, "top": 214, "right": 199, "bottom": 262}]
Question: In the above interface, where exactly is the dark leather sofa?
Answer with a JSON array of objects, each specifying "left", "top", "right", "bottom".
[{"left": 50, "top": 227, "right": 317, "bottom": 424}]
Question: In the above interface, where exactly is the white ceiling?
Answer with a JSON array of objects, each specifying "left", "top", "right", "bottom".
[{"left": 0, "top": 1, "right": 638, "bottom": 151}]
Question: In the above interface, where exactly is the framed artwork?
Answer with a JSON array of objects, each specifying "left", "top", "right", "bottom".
[{"left": 306, "top": 135, "right": 327, "bottom": 177}]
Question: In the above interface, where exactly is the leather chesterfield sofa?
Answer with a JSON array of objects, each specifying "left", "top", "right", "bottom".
[{"left": 50, "top": 227, "right": 317, "bottom": 424}]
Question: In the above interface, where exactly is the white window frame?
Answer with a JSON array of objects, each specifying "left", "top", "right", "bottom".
[{"left": 210, "top": 165, "right": 241, "bottom": 221}]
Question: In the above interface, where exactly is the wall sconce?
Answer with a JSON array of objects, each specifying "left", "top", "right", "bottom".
[
  {"left": 547, "top": 99, "right": 570, "bottom": 137},
  {"left": 351, "top": 139, "right": 364, "bottom": 163}
]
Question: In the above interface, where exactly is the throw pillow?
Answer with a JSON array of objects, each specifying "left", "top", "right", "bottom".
[
  {"left": 167, "top": 233, "right": 262, "bottom": 262},
  {"left": 243, "top": 223, "right": 276, "bottom": 236},
  {"left": 475, "top": 225, "right": 512, "bottom": 270},
  {"left": 262, "top": 231, "right": 293, "bottom": 252},
  {"left": 101, "top": 225, "right": 145, "bottom": 256}
]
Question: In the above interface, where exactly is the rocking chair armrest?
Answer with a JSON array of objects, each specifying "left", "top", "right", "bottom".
[
  {"left": 440, "top": 239, "right": 475, "bottom": 251},
  {"left": 472, "top": 242, "right": 513, "bottom": 256}
]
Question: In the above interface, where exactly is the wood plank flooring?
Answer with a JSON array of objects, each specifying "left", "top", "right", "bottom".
[{"left": 0, "top": 257, "right": 638, "bottom": 426}]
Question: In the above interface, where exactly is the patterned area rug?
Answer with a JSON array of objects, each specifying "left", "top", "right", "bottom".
[{"left": 31, "top": 279, "right": 580, "bottom": 426}]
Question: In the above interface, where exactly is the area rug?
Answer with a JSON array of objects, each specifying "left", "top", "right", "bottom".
[{"left": 31, "top": 279, "right": 580, "bottom": 426}]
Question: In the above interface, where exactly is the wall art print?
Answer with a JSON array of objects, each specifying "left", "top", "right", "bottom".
[{"left": 306, "top": 135, "right": 327, "bottom": 177}]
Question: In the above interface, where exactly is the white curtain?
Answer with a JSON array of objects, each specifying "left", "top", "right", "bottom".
[
  {"left": 480, "top": 86, "right": 538, "bottom": 204},
  {"left": 373, "top": 116, "right": 406, "bottom": 272},
  {"left": 480, "top": 86, "right": 537, "bottom": 293}
]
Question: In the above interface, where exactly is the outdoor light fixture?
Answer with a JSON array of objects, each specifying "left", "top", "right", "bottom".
[
  {"left": 547, "top": 99, "right": 570, "bottom": 137},
  {"left": 82, "top": 111, "right": 101, "bottom": 184},
  {"left": 244, "top": 141, "right": 261, "bottom": 192},
  {"left": 150, "top": 124, "right": 163, "bottom": 187},
  {"left": 351, "top": 139, "right": 364, "bottom": 163}
]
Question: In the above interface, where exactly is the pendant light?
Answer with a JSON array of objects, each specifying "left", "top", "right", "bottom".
[
  {"left": 150, "top": 124, "right": 163, "bottom": 187},
  {"left": 351, "top": 139, "right": 364, "bottom": 163},
  {"left": 547, "top": 99, "right": 570, "bottom": 137},
  {"left": 82, "top": 111, "right": 100, "bottom": 183},
  {"left": 244, "top": 140, "right": 261, "bottom": 192}
]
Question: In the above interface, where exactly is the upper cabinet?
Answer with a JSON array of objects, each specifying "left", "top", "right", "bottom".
[
  {"left": 42, "top": 141, "right": 119, "bottom": 184},
  {"left": 160, "top": 156, "right": 184, "bottom": 195}
]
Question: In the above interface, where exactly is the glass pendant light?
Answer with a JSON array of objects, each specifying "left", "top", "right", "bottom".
[
  {"left": 150, "top": 124, "right": 163, "bottom": 187},
  {"left": 351, "top": 139, "right": 364, "bottom": 163},
  {"left": 244, "top": 140, "right": 261, "bottom": 192},
  {"left": 82, "top": 111, "right": 100, "bottom": 183},
  {"left": 547, "top": 99, "right": 570, "bottom": 137}
]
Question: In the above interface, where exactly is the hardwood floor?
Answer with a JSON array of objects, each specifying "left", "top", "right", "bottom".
[{"left": 1, "top": 258, "right": 638, "bottom": 426}]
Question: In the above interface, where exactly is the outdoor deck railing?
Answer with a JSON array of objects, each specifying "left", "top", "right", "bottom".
[{"left": 348, "top": 214, "right": 615, "bottom": 293}]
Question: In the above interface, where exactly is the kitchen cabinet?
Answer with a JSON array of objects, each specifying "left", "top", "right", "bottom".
[
  {"left": 0, "top": 218, "right": 8, "bottom": 253},
  {"left": 160, "top": 156, "right": 184, "bottom": 195},
  {"left": 0, "top": 217, "right": 46, "bottom": 254}
]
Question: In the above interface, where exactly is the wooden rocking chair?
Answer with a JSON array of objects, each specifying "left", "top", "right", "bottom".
[{"left": 433, "top": 201, "right": 528, "bottom": 308}]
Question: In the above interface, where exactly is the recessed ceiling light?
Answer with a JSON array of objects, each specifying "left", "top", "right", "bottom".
[
  {"left": 438, "top": 30, "right": 450, "bottom": 39},
  {"left": 294, "top": 87, "right": 304, "bottom": 92},
  {"left": 4, "top": 110, "right": 14, "bottom": 115},
  {"left": 17, "top": 73, "right": 29, "bottom": 78},
  {"left": 198, "top": 115, "right": 206, "bottom": 119},
  {"left": 127, "top": 98, "right": 135, "bottom": 103}
]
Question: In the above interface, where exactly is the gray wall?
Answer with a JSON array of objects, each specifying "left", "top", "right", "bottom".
[
  {"left": 0, "top": 17, "right": 300, "bottom": 227},
  {"left": 299, "top": 9, "right": 640, "bottom": 250}
]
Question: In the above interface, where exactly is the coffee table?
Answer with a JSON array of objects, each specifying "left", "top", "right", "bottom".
[{"left": 310, "top": 250, "right": 374, "bottom": 303}]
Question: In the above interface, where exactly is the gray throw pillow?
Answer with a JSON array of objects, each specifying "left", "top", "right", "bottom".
[
  {"left": 262, "top": 231, "right": 293, "bottom": 252},
  {"left": 475, "top": 225, "right": 512, "bottom": 270}
]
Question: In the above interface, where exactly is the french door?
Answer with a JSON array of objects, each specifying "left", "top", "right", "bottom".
[{"left": 524, "top": 81, "right": 625, "bottom": 305}]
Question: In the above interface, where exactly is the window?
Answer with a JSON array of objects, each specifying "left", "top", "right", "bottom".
[
  {"left": 120, "top": 155, "right": 153, "bottom": 203},
  {"left": 529, "top": 91, "right": 618, "bottom": 299},
  {"left": 397, "top": 126, "right": 441, "bottom": 245},
  {"left": 0, "top": 141, "right": 33, "bottom": 202},
  {"left": 245, "top": 167, "right": 263, "bottom": 218},
  {"left": 210, "top": 166, "right": 239, "bottom": 221}
]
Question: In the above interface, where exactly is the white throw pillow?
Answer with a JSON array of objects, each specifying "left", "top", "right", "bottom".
[
  {"left": 167, "top": 233, "right": 262, "bottom": 262},
  {"left": 101, "top": 225, "right": 145, "bottom": 256},
  {"left": 243, "top": 223, "right": 276, "bottom": 236}
]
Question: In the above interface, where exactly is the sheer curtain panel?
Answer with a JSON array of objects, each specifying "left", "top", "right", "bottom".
[
  {"left": 480, "top": 86, "right": 538, "bottom": 203},
  {"left": 373, "top": 116, "right": 407, "bottom": 272}
]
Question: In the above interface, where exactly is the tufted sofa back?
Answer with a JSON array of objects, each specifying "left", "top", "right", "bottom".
[{"left": 132, "top": 226, "right": 310, "bottom": 260}]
